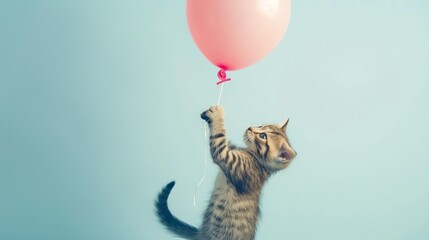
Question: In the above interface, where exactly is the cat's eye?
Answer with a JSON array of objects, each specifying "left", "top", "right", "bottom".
[{"left": 258, "top": 133, "right": 267, "bottom": 140}]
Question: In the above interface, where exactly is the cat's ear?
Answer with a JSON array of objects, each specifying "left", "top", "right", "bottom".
[{"left": 279, "top": 118, "right": 289, "bottom": 132}]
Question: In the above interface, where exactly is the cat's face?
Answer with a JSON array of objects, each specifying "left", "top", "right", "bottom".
[{"left": 244, "top": 119, "right": 297, "bottom": 171}]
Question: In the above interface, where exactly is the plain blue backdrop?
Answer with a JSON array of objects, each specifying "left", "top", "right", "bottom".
[{"left": 1, "top": 0, "right": 428, "bottom": 239}]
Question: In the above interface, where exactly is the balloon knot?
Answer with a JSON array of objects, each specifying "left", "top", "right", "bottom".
[{"left": 216, "top": 69, "right": 231, "bottom": 85}]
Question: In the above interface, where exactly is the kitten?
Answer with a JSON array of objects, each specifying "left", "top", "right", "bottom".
[{"left": 155, "top": 105, "right": 297, "bottom": 240}]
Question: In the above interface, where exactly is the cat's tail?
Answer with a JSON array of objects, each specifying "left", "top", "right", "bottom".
[{"left": 155, "top": 181, "right": 199, "bottom": 239}]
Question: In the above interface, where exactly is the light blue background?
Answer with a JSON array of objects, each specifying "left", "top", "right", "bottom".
[{"left": 1, "top": 1, "right": 428, "bottom": 239}]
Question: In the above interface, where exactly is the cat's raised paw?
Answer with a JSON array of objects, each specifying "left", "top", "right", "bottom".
[
  {"left": 200, "top": 111, "right": 210, "bottom": 122},
  {"left": 201, "top": 105, "right": 224, "bottom": 123}
]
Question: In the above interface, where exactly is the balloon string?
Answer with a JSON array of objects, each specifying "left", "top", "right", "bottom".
[
  {"left": 217, "top": 83, "right": 224, "bottom": 105},
  {"left": 193, "top": 82, "right": 226, "bottom": 206},
  {"left": 193, "top": 124, "right": 208, "bottom": 207}
]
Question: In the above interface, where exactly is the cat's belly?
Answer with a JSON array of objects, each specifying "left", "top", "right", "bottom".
[{"left": 201, "top": 181, "right": 259, "bottom": 240}]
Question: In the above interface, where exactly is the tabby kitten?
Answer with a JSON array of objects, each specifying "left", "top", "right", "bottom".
[{"left": 155, "top": 105, "right": 297, "bottom": 240}]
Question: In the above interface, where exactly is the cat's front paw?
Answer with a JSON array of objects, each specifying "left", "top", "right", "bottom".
[{"left": 201, "top": 105, "right": 224, "bottom": 123}]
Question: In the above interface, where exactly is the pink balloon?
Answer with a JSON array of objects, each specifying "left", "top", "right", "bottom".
[{"left": 187, "top": 0, "right": 291, "bottom": 71}]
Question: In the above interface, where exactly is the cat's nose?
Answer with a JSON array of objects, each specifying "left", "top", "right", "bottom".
[{"left": 247, "top": 127, "right": 252, "bottom": 132}]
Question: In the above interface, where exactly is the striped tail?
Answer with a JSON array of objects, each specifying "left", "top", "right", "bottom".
[{"left": 155, "top": 181, "right": 198, "bottom": 239}]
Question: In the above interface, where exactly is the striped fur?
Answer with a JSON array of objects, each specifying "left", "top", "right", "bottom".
[{"left": 155, "top": 106, "right": 297, "bottom": 240}]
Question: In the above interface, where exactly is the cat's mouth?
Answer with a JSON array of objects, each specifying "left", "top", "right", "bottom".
[{"left": 277, "top": 157, "right": 290, "bottom": 163}]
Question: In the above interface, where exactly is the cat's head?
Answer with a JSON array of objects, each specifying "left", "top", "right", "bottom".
[{"left": 244, "top": 119, "right": 297, "bottom": 171}]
